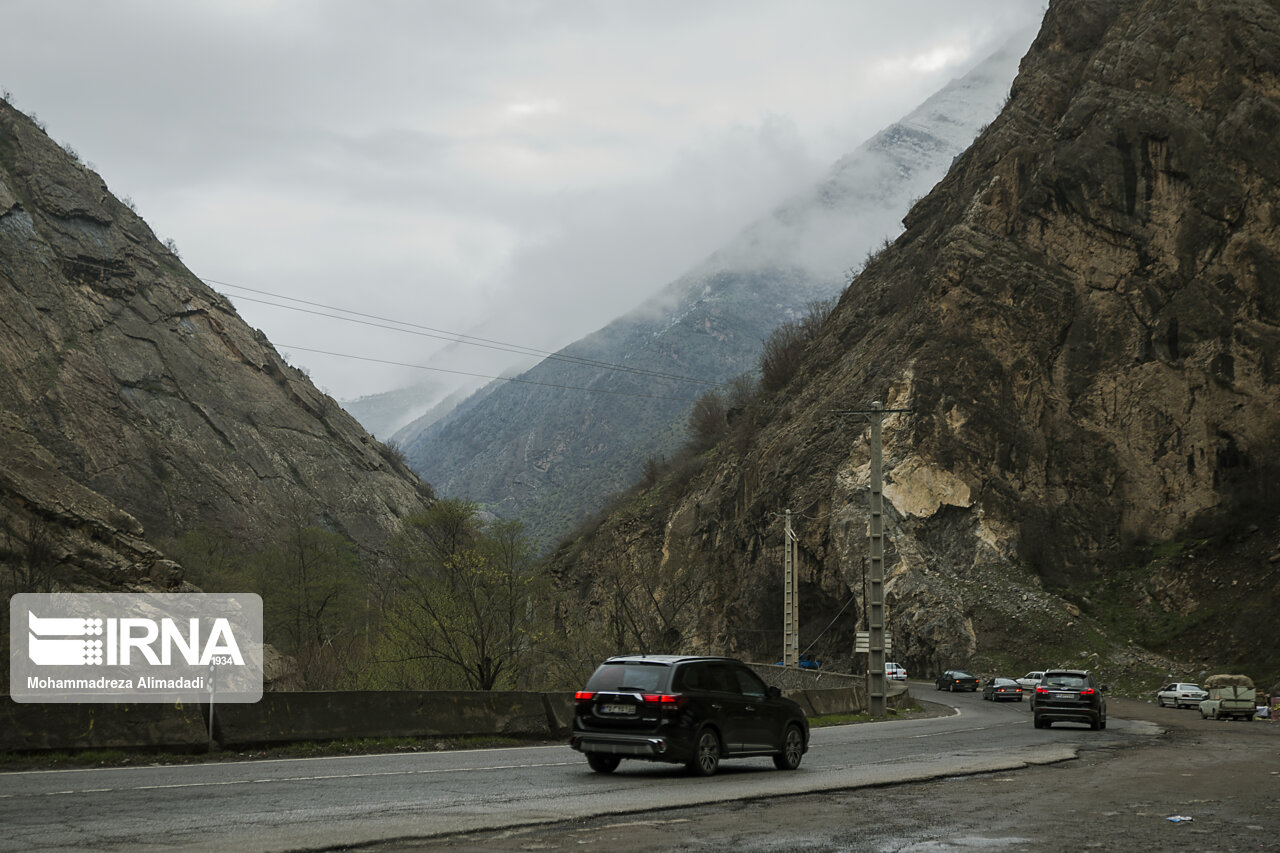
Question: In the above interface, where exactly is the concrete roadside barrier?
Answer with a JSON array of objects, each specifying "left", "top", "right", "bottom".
[
  {"left": 0, "top": 697, "right": 208, "bottom": 752},
  {"left": 803, "top": 686, "right": 863, "bottom": 717},
  {"left": 0, "top": 684, "right": 877, "bottom": 753},
  {"left": 542, "top": 692, "right": 575, "bottom": 735},
  {"left": 212, "top": 690, "right": 555, "bottom": 747}
]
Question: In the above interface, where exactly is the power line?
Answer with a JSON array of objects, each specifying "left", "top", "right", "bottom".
[
  {"left": 799, "top": 594, "right": 857, "bottom": 659},
  {"left": 278, "top": 344, "right": 704, "bottom": 403},
  {"left": 53, "top": 257, "right": 727, "bottom": 390},
  {"left": 209, "top": 280, "right": 724, "bottom": 389}
]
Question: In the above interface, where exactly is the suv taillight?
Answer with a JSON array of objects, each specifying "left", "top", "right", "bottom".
[
  {"left": 641, "top": 693, "right": 683, "bottom": 709},
  {"left": 1079, "top": 688, "right": 1096, "bottom": 696},
  {"left": 574, "top": 691, "right": 595, "bottom": 702}
]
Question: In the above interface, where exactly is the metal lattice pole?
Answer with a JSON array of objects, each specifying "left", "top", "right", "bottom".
[
  {"left": 868, "top": 404, "right": 886, "bottom": 716},
  {"left": 783, "top": 510, "right": 798, "bottom": 667},
  {"left": 836, "top": 401, "right": 911, "bottom": 717}
]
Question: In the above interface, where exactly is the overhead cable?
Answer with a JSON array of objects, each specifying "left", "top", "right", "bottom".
[
  {"left": 210, "top": 280, "right": 723, "bottom": 388},
  {"left": 278, "top": 344, "right": 704, "bottom": 403},
  {"left": 52, "top": 256, "right": 726, "bottom": 390}
]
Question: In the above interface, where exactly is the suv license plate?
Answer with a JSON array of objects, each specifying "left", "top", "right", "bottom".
[{"left": 601, "top": 703, "right": 633, "bottom": 715}]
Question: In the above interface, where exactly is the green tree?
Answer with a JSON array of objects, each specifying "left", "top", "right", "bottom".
[{"left": 376, "top": 500, "right": 546, "bottom": 690}]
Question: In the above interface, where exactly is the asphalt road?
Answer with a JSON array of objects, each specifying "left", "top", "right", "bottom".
[
  {"left": 413, "top": 686, "right": 1280, "bottom": 852},
  {"left": 0, "top": 684, "right": 1175, "bottom": 852}
]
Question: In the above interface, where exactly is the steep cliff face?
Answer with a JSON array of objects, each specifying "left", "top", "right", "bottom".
[
  {"left": 399, "top": 35, "right": 1034, "bottom": 551},
  {"left": 548, "top": 0, "right": 1280, "bottom": 683},
  {"left": 0, "top": 99, "right": 432, "bottom": 591}
]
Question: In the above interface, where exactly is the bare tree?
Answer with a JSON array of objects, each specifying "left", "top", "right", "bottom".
[
  {"left": 240, "top": 502, "right": 363, "bottom": 689},
  {"left": 760, "top": 322, "right": 807, "bottom": 392},
  {"left": 1, "top": 514, "right": 59, "bottom": 594},
  {"left": 687, "top": 391, "right": 728, "bottom": 449}
]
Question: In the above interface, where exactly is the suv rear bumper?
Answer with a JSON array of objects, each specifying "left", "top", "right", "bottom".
[
  {"left": 1034, "top": 705, "right": 1102, "bottom": 724},
  {"left": 1035, "top": 708, "right": 1099, "bottom": 721},
  {"left": 569, "top": 731, "right": 689, "bottom": 761}
]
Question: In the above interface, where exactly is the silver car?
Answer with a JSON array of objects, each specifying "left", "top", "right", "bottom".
[{"left": 1155, "top": 682, "right": 1207, "bottom": 709}]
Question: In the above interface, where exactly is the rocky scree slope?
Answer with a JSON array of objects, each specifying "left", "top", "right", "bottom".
[
  {"left": 0, "top": 99, "right": 433, "bottom": 593},
  {"left": 546, "top": 0, "right": 1280, "bottom": 685},
  {"left": 397, "top": 33, "right": 1033, "bottom": 552}
]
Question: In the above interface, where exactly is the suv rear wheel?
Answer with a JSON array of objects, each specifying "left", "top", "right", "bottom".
[
  {"left": 772, "top": 725, "right": 804, "bottom": 770},
  {"left": 586, "top": 754, "right": 621, "bottom": 774},
  {"left": 687, "top": 727, "right": 721, "bottom": 776}
]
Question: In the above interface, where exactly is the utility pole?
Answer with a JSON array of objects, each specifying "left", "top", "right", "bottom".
[
  {"left": 867, "top": 403, "right": 887, "bottom": 717},
  {"left": 783, "top": 509, "right": 799, "bottom": 667},
  {"left": 837, "top": 401, "right": 912, "bottom": 717},
  {"left": 207, "top": 660, "right": 216, "bottom": 748}
]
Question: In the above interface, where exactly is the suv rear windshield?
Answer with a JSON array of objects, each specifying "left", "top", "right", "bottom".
[
  {"left": 584, "top": 662, "right": 671, "bottom": 692},
  {"left": 1043, "top": 673, "right": 1087, "bottom": 688}
]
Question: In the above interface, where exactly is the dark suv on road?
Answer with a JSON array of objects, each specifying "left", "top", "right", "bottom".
[
  {"left": 1031, "top": 669, "right": 1107, "bottom": 730},
  {"left": 569, "top": 655, "right": 809, "bottom": 776}
]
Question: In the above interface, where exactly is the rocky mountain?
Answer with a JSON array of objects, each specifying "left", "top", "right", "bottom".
[
  {"left": 396, "top": 31, "right": 1036, "bottom": 551},
  {"left": 0, "top": 98, "right": 433, "bottom": 594},
  {"left": 545, "top": 0, "right": 1280, "bottom": 688}
]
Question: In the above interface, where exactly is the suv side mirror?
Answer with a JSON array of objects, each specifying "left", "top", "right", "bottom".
[{"left": 767, "top": 685, "right": 782, "bottom": 699}]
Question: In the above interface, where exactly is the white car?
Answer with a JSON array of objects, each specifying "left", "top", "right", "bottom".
[
  {"left": 885, "top": 662, "right": 907, "bottom": 680},
  {"left": 1157, "top": 682, "right": 1207, "bottom": 709},
  {"left": 1016, "top": 671, "right": 1045, "bottom": 689}
]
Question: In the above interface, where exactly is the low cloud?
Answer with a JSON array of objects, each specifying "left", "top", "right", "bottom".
[{"left": 2, "top": 0, "right": 1047, "bottom": 400}]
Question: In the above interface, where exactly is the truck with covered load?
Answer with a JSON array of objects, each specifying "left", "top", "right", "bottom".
[{"left": 1198, "top": 674, "right": 1256, "bottom": 721}]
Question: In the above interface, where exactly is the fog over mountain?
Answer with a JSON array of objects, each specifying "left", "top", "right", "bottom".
[
  {"left": 542, "top": 0, "right": 1280, "bottom": 686},
  {"left": 347, "top": 29, "right": 1037, "bottom": 441},
  {"left": 391, "top": 29, "right": 1037, "bottom": 549},
  {"left": 698, "top": 33, "right": 1033, "bottom": 282}
]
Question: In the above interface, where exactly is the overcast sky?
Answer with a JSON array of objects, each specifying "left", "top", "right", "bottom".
[{"left": 2, "top": 1, "right": 1046, "bottom": 401}]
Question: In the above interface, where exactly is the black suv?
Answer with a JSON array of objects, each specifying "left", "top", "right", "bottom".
[
  {"left": 1031, "top": 669, "right": 1107, "bottom": 730},
  {"left": 569, "top": 655, "right": 809, "bottom": 776}
]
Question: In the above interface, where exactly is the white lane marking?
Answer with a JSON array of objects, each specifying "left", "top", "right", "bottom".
[
  {"left": 0, "top": 742, "right": 574, "bottom": 777},
  {"left": 906, "top": 722, "right": 1023, "bottom": 739},
  {"left": 0, "top": 760, "right": 580, "bottom": 799}
]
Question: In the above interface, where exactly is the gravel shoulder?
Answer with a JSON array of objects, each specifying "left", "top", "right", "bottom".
[{"left": 396, "top": 697, "right": 1280, "bottom": 852}]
